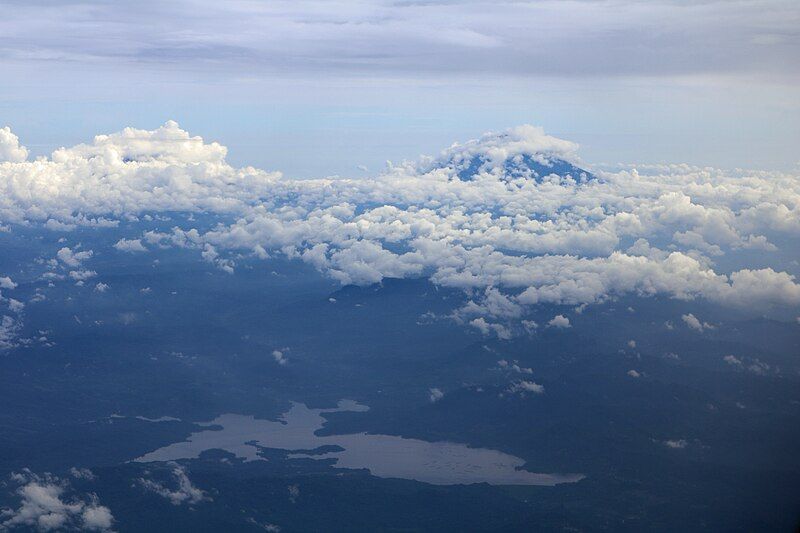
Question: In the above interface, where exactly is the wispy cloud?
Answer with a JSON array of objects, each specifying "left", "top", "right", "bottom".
[{"left": 0, "top": 1, "right": 797, "bottom": 81}]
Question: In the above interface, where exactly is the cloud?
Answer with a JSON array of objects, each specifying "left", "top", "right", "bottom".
[
  {"left": 57, "top": 247, "right": 93, "bottom": 267},
  {"left": 69, "top": 270, "right": 97, "bottom": 282},
  {"left": 723, "top": 354, "right": 743, "bottom": 367},
  {"left": 681, "top": 313, "right": 713, "bottom": 333},
  {"left": 138, "top": 464, "right": 207, "bottom": 506},
  {"left": 497, "top": 360, "right": 532, "bottom": 375},
  {"left": 0, "top": 1, "right": 797, "bottom": 82},
  {"left": 469, "top": 317, "right": 512, "bottom": 340},
  {"left": 0, "top": 126, "right": 28, "bottom": 163},
  {"left": 723, "top": 354, "right": 777, "bottom": 376},
  {"left": 272, "top": 349, "right": 289, "bottom": 366},
  {"left": 507, "top": 380, "right": 545, "bottom": 396},
  {"left": 428, "top": 387, "right": 444, "bottom": 403},
  {"left": 113, "top": 238, "right": 147, "bottom": 253},
  {"left": 0, "top": 470, "right": 114, "bottom": 532},
  {"left": 547, "top": 315, "right": 571, "bottom": 329},
  {"left": 0, "top": 276, "right": 17, "bottom": 290},
  {"left": 7, "top": 299, "right": 24, "bottom": 313},
  {"left": 627, "top": 369, "right": 641, "bottom": 378},
  {"left": 0, "top": 122, "right": 798, "bottom": 333},
  {"left": 0, "top": 315, "right": 23, "bottom": 350}
]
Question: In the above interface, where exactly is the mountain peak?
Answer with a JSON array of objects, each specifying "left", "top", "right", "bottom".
[{"left": 422, "top": 125, "right": 591, "bottom": 182}]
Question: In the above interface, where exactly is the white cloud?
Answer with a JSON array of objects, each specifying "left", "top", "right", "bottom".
[
  {"left": 69, "top": 270, "right": 97, "bottom": 282},
  {"left": 681, "top": 313, "right": 713, "bottom": 333},
  {"left": 0, "top": 276, "right": 17, "bottom": 290},
  {"left": 0, "top": 315, "right": 22, "bottom": 350},
  {"left": 663, "top": 439, "right": 688, "bottom": 449},
  {"left": 428, "top": 387, "right": 444, "bottom": 403},
  {"left": 469, "top": 317, "right": 512, "bottom": 340},
  {"left": 0, "top": 470, "right": 114, "bottom": 532},
  {"left": 507, "top": 380, "right": 545, "bottom": 396},
  {"left": 0, "top": 126, "right": 28, "bottom": 163},
  {"left": 272, "top": 349, "right": 288, "bottom": 366},
  {"left": 723, "top": 354, "right": 743, "bottom": 367},
  {"left": 57, "top": 247, "right": 93, "bottom": 267},
  {"left": 547, "top": 315, "right": 571, "bottom": 329},
  {"left": 7, "top": 299, "right": 24, "bottom": 313},
  {"left": 94, "top": 283, "right": 109, "bottom": 293},
  {"left": 497, "top": 360, "right": 533, "bottom": 375},
  {"left": 114, "top": 238, "right": 147, "bottom": 253},
  {"left": 138, "top": 464, "right": 207, "bottom": 506},
  {"left": 1, "top": 1, "right": 797, "bottom": 83},
  {"left": 69, "top": 468, "right": 95, "bottom": 481},
  {"left": 1, "top": 122, "right": 798, "bottom": 332},
  {"left": 627, "top": 369, "right": 641, "bottom": 378}
]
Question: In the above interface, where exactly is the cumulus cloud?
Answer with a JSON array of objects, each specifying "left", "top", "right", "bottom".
[
  {"left": 0, "top": 470, "right": 114, "bottom": 532},
  {"left": 507, "top": 380, "right": 545, "bottom": 396},
  {"left": 113, "top": 238, "right": 147, "bottom": 253},
  {"left": 0, "top": 315, "right": 23, "bottom": 350},
  {"left": 428, "top": 387, "right": 444, "bottom": 403},
  {"left": 469, "top": 317, "right": 511, "bottom": 339},
  {"left": 138, "top": 464, "right": 207, "bottom": 506},
  {"left": 547, "top": 315, "right": 571, "bottom": 329},
  {"left": 0, "top": 122, "right": 798, "bottom": 334},
  {"left": 57, "top": 247, "right": 93, "bottom": 268},
  {"left": 0, "top": 276, "right": 17, "bottom": 290},
  {"left": 0, "top": 126, "right": 28, "bottom": 163},
  {"left": 69, "top": 270, "right": 97, "bottom": 282},
  {"left": 272, "top": 349, "right": 288, "bottom": 366},
  {"left": 682, "top": 313, "right": 713, "bottom": 333},
  {"left": 723, "top": 354, "right": 743, "bottom": 367}
]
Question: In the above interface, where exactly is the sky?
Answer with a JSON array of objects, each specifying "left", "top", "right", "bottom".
[{"left": 0, "top": 0, "right": 799, "bottom": 177}]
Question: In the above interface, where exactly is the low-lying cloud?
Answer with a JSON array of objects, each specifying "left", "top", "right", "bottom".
[{"left": 1, "top": 122, "right": 799, "bottom": 339}]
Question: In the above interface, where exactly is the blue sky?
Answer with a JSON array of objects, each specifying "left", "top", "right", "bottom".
[{"left": 1, "top": 0, "right": 798, "bottom": 176}]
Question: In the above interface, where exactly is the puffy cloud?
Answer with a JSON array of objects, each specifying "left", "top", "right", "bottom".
[
  {"left": 469, "top": 317, "right": 512, "bottom": 340},
  {"left": 0, "top": 315, "right": 22, "bottom": 350},
  {"left": 69, "top": 270, "right": 97, "bottom": 282},
  {"left": 94, "top": 283, "right": 109, "bottom": 293},
  {"left": 0, "top": 470, "right": 114, "bottom": 532},
  {"left": 0, "top": 276, "right": 17, "bottom": 290},
  {"left": 428, "top": 388, "right": 444, "bottom": 403},
  {"left": 0, "top": 126, "right": 28, "bottom": 163},
  {"left": 723, "top": 354, "right": 777, "bottom": 376},
  {"left": 1, "top": 122, "right": 798, "bottom": 329},
  {"left": 723, "top": 354, "right": 743, "bottom": 367},
  {"left": 57, "top": 247, "right": 93, "bottom": 267},
  {"left": 113, "top": 238, "right": 147, "bottom": 253},
  {"left": 681, "top": 313, "right": 713, "bottom": 333},
  {"left": 507, "top": 380, "right": 545, "bottom": 396},
  {"left": 627, "top": 369, "right": 642, "bottom": 378},
  {"left": 138, "top": 464, "right": 207, "bottom": 506},
  {"left": 547, "top": 315, "right": 571, "bottom": 329},
  {"left": 272, "top": 349, "right": 288, "bottom": 366},
  {"left": 497, "top": 360, "right": 533, "bottom": 375}
]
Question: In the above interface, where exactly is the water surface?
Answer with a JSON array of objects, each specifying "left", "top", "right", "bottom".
[{"left": 135, "top": 400, "right": 583, "bottom": 486}]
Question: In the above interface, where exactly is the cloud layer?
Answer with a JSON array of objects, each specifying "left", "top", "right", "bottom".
[
  {"left": 1, "top": 1, "right": 798, "bottom": 81},
  {"left": 1, "top": 122, "right": 799, "bottom": 335}
]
